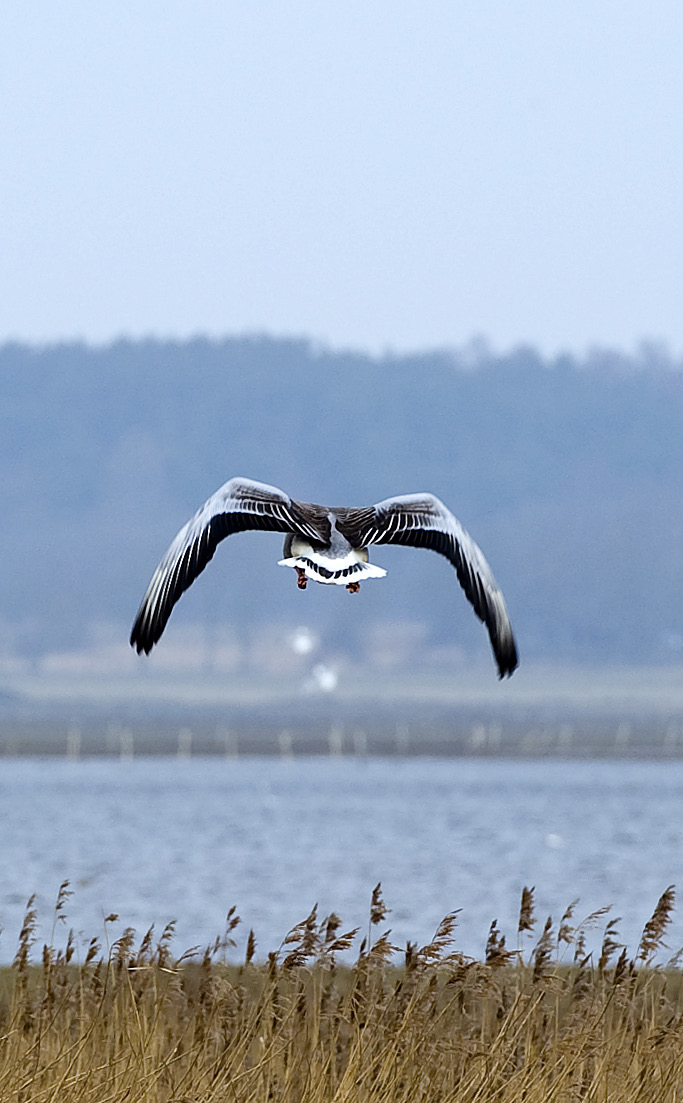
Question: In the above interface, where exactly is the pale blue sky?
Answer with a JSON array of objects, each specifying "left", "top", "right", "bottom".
[{"left": 2, "top": 1, "right": 683, "bottom": 357}]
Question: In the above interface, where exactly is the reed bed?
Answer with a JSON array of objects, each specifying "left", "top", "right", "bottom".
[{"left": 2, "top": 882, "right": 683, "bottom": 1102}]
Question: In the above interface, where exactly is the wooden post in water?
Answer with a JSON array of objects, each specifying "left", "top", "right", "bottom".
[
  {"left": 66, "top": 726, "right": 81, "bottom": 760},
  {"left": 352, "top": 728, "right": 367, "bottom": 757},
  {"left": 395, "top": 723, "right": 409, "bottom": 755},
  {"left": 615, "top": 722, "right": 631, "bottom": 750},
  {"left": 278, "top": 730, "right": 294, "bottom": 759},
  {"left": 178, "top": 727, "right": 192, "bottom": 759},
  {"left": 119, "top": 728, "right": 134, "bottom": 761},
  {"left": 328, "top": 725, "right": 343, "bottom": 757},
  {"left": 469, "top": 724, "right": 487, "bottom": 751},
  {"left": 558, "top": 724, "right": 573, "bottom": 751},
  {"left": 218, "top": 727, "right": 239, "bottom": 758}
]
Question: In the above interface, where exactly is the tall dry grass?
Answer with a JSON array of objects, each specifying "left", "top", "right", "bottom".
[{"left": 2, "top": 882, "right": 683, "bottom": 1101}]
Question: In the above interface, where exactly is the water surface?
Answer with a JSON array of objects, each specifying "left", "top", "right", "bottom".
[{"left": 1, "top": 756, "right": 681, "bottom": 962}]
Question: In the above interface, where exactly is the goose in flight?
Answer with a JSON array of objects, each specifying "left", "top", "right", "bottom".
[{"left": 130, "top": 476, "right": 518, "bottom": 678}]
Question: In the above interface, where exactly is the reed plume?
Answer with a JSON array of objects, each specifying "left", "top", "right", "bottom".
[{"left": 0, "top": 886, "right": 682, "bottom": 1103}]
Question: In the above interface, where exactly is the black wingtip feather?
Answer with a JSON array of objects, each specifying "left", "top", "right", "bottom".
[
  {"left": 129, "top": 488, "right": 330, "bottom": 655},
  {"left": 495, "top": 637, "right": 519, "bottom": 679},
  {"left": 363, "top": 512, "right": 518, "bottom": 680}
]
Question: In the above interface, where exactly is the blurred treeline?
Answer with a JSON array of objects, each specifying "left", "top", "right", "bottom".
[{"left": 2, "top": 336, "right": 682, "bottom": 666}]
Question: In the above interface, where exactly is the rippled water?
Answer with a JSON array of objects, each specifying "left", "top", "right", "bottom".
[{"left": 2, "top": 756, "right": 682, "bottom": 962}]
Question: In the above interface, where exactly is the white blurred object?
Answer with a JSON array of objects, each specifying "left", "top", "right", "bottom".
[
  {"left": 311, "top": 663, "right": 338, "bottom": 692},
  {"left": 290, "top": 626, "right": 317, "bottom": 655},
  {"left": 545, "top": 833, "right": 563, "bottom": 850}
]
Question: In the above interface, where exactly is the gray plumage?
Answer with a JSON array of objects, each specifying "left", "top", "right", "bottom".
[{"left": 130, "top": 476, "right": 518, "bottom": 678}]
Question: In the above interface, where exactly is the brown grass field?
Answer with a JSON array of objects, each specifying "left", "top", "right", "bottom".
[{"left": 2, "top": 883, "right": 683, "bottom": 1102}]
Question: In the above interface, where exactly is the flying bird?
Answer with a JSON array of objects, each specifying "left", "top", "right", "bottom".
[{"left": 130, "top": 477, "right": 518, "bottom": 678}]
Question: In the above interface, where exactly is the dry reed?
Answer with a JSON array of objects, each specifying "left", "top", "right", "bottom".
[{"left": 2, "top": 884, "right": 683, "bottom": 1101}]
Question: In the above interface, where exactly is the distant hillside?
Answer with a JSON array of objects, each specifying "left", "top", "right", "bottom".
[{"left": 2, "top": 336, "right": 683, "bottom": 669}]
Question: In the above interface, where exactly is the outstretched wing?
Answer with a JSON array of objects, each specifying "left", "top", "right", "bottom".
[
  {"left": 130, "top": 477, "right": 329, "bottom": 654},
  {"left": 343, "top": 493, "right": 518, "bottom": 678}
]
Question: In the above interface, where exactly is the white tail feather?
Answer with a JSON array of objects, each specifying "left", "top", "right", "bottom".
[{"left": 278, "top": 556, "right": 387, "bottom": 585}]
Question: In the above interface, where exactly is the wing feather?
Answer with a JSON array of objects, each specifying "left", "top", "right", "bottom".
[
  {"left": 350, "top": 493, "right": 518, "bottom": 678},
  {"left": 130, "top": 477, "right": 329, "bottom": 654}
]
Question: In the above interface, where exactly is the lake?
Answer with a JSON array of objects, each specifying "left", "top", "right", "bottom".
[{"left": 1, "top": 756, "right": 682, "bottom": 963}]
